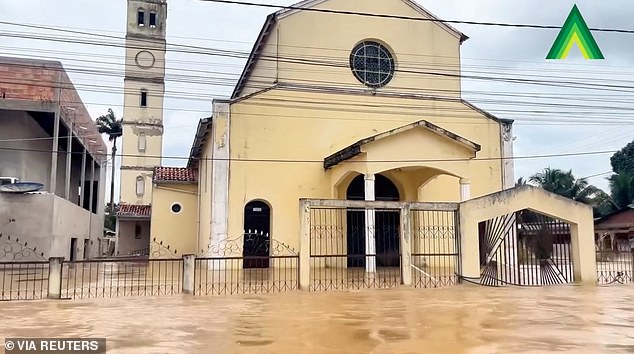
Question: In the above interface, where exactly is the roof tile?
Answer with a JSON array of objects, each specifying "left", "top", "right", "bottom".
[
  {"left": 117, "top": 204, "right": 152, "bottom": 218},
  {"left": 153, "top": 167, "right": 198, "bottom": 183}
]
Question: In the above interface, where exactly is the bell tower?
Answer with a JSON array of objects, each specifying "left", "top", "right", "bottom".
[{"left": 120, "top": 0, "right": 167, "bottom": 205}]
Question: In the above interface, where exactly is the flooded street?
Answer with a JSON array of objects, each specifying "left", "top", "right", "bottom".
[{"left": 1, "top": 285, "right": 633, "bottom": 353}]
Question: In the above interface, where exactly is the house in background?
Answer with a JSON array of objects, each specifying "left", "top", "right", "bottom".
[
  {"left": 595, "top": 205, "right": 634, "bottom": 251},
  {"left": 0, "top": 56, "right": 108, "bottom": 261}
]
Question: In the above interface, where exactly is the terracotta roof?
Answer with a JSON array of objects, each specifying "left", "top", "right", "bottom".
[
  {"left": 117, "top": 204, "right": 152, "bottom": 218},
  {"left": 153, "top": 167, "right": 198, "bottom": 183}
]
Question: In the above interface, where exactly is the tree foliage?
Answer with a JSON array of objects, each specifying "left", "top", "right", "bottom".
[
  {"left": 529, "top": 168, "right": 599, "bottom": 204},
  {"left": 610, "top": 140, "right": 634, "bottom": 175},
  {"left": 95, "top": 108, "right": 123, "bottom": 141},
  {"left": 608, "top": 173, "right": 634, "bottom": 210}
]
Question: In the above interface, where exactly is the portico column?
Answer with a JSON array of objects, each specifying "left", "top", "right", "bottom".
[
  {"left": 364, "top": 174, "right": 376, "bottom": 273},
  {"left": 460, "top": 178, "right": 471, "bottom": 201}
]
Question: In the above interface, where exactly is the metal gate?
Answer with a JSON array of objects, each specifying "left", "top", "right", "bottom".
[
  {"left": 309, "top": 205, "right": 401, "bottom": 291},
  {"left": 479, "top": 209, "right": 574, "bottom": 286},
  {"left": 306, "top": 200, "right": 460, "bottom": 291},
  {"left": 410, "top": 209, "right": 460, "bottom": 288},
  {"left": 596, "top": 235, "right": 633, "bottom": 285}
]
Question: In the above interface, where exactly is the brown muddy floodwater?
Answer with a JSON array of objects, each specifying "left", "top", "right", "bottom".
[{"left": 0, "top": 285, "right": 633, "bottom": 354}]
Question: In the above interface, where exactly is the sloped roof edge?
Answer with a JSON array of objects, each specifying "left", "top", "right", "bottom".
[
  {"left": 324, "top": 119, "right": 480, "bottom": 169},
  {"left": 231, "top": 0, "right": 468, "bottom": 99}
]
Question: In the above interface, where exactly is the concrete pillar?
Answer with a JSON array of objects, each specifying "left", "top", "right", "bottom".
[
  {"left": 364, "top": 174, "right": 376, "bottom": 273},
  {"left": 182, "top": 254, "right": 195, "bottom": 294},
  {"left": 65, "top": 120, "right": 73, "bottom": 199},
  {"left": 89, "top": 159, "right": 95, "bottom": 213},
  {"left": 458, "top": 207, "right": 480, "bottom": 281},
  {"left": 47, "top": 257, "right": 64, "bottom": 299},
  {"left": 460, "top": 178, "right": 471, "bottom": 201},
  {"left": 400, "top": 205, "right": 412, "bottom": 286},
  {"left": 299, "top": 200, "right": 311, "bottom": 290},
  {"left": 79, "top": 148, "right": 86, "bottom": 207},
  {"left": 569, "top": 216, "right": 597, "bottom": 284},
  {"left": 50, "top": 110, "right": 60, "bottom": 194}
]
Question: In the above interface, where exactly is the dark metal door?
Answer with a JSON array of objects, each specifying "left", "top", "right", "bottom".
[{"left": 243, "top": 201, "right": 270, "bottom": 268}]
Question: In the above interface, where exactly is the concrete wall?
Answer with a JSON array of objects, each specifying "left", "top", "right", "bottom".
[
  {"left": 0, "top": 193, "right": 101, "bottom": 260},
  {"left": 116, "top": 219, "right": 151, "bottom": 255},
  {"left": 0, "top": 110, "right": 53, "bottom": 189},
  {"left": 150, "top": 183, "right": 198, "bottom": 257}
]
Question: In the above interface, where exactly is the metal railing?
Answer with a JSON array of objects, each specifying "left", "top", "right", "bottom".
[
  {"left": 304, "top": 199, "right": 461, "bottom": 292},
  {"left": 596, "top": 248, "right": 634, "bottom": 285},
  {"left": 194, "top": 256, "right": 299, "bottom": 295},
  {"left": 61, "top": 258, "right": 183, "bottom": 299},
  {"left": 0, "top": 261, "right": 49, "bottom": 301}
]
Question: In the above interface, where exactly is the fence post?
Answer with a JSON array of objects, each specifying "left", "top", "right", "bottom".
[
  {"left": 182, "top": 254, "right": 195, "bottom": 294},
  {"left": 47, "top": 257, "right": 64, "bottom": 299},
  {"left": 299, "top": 200, "right": 311, "bottom": 290},
  {"left": 400, "top": 204, "right": 412, "bottom": 286}
]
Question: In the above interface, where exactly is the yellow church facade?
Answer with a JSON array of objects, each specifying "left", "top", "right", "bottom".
[{"left": 148, "top": 0, "right": 515, "bottom": 260}]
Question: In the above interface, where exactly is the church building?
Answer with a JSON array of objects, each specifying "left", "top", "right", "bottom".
[{"left": 139, "top": 0, "right": 515, "bottom": 259}]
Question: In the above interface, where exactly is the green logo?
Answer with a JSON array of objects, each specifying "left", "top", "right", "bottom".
[{"left": 546, "top": 5, "right": 604, "bottom": 60}]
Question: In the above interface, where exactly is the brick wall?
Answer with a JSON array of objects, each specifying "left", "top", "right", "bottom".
[{"left": 0, "top": 56, "right": 108, "bottom": 161}]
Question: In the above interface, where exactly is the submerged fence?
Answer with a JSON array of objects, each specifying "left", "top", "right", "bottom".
[
  {"left": 305, "top": 199, "right": 461, "bottom": 292},
  {"left": 596, "top": 245, "right": 634, "bottom": 285},
  {"left": 1, "top": 200, "right": 629, "bottom": 301}
]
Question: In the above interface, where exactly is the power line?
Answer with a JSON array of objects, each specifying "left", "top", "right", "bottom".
[
  {"left": 200, "top": 0, "right": 634, "bottom": 34},
  {"left": 0, "top": 145, "right": 617, "bottom": 163}
]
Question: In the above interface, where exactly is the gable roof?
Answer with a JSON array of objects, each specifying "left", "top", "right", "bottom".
[
  {"left": 595, "top": 205, "right": 634, "bottom": 227},
  {"left": 324, "top": 120, "right": 480, "bottom": 169},
  {"left": 231, "top": 0, "right": 468, "bottom": 99}
]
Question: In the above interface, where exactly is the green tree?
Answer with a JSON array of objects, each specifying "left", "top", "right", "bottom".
[
  {"left": 610, "top": 140, "right": 634, "bottom": 175},
  {"left": 608, "top": 172, "right": 634, "bottom": 210},
  {"left": 515, "top": 177, "right": 527, "bottom": 187},
  {"left": 95, "top": 108, "right": 123, "bottom": 214},
  {"left": 529, "top": 168, "right": 599, "bottom": 203}
]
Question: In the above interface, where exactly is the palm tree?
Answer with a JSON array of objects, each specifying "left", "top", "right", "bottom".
[
  {"left": 608, "top": 172, "right": 634, "bottom": 210},
  {"left": 515, "top": 177, "right": 527, "bottom": 187},
  {"left": 529, "top": 168, "right": 599, "bottom": 204},
  {"left": 95, "top": 109, "right": 123, "bottom": 214}
]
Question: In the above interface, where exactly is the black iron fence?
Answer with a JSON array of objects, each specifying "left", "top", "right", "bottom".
[
  {"left": 478, "top": 210, "right": 574, "bottom": 286},
  {"left": 410, "top": 209, "right": 460, "bottom": 288},
  {"left": 194, "top": 256, "right": 299, "bottom": 295},
  {"left": 596, "top": 245, "right": 634, "bottom": 285},
  {"left": 309, "top": 206, "right": 402, "bottom": 291},
  {"left": 61, "top": 258, "right": 183, "bottom": 299},
  {"left": 0, "top": 261, "right": 49, "bottom": 301},
  {"left": 193, "top": 231, "right": 300, "bottom": 295}
]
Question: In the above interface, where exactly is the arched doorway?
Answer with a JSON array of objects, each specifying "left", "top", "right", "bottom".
[
  {"left": 346, "top": 174, "right": 401, "bottom": 268},
  {"left": 243, "top": 201, "right": 270, "bottom": 268}
]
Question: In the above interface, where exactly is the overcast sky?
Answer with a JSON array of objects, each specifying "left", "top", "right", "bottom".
[{"left": 3, "top": 0, "right": 634, "bottom": 201}]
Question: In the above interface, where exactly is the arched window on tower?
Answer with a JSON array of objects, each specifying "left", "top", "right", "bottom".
[
  {"left": 137, "top": 10, "right": 145, "bottom": 27},
  {"left": 149, "top": 12, "right": 157, "bottom": 28},
  {"left": 136, "top": 176, "right": 145, "bottom": 196}
]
